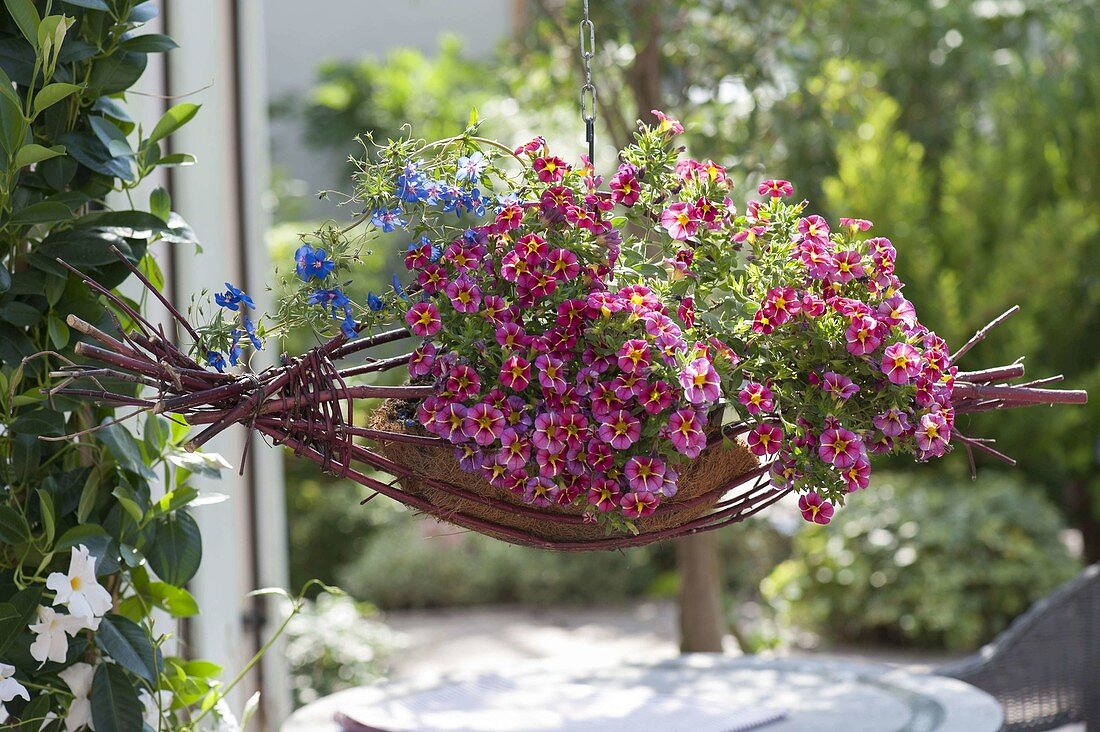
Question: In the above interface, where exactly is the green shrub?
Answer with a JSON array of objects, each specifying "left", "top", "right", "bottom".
[{"left": 762, "top": 472, "right": 1080, "bottom": 651}]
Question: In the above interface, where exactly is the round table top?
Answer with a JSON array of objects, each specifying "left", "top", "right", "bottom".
[{"left": 283, "top": 654, "right": 1004, "bottom": 732}]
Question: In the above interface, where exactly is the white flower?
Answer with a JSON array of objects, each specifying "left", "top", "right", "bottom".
[
  {"left": 0, "top": 662, "right": 30, "bottom": 724},
  {"left": 139, "top": 688, "right": 173, "bottom": 729},
  {"left": 46, "top": 545, "right": 113, "bottom": 621},
  {"left": 58, "top": 662, "right": 95, "bottom": 732},
  {"left": 29, "top": 605, "right": 89, "bottom": 666}
]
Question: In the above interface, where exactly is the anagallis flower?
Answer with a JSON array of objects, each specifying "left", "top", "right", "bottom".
[
  {"left": 463, "top": 403, "right": 506, "bottom": 446},
  {"left": 207, "top": 350, "right": 227, "bottom": 373},
  {"left": 445, "top": 364, "right": 481, "bottom": 401},
  {"left": 915, "top": 411, "right": 951, "bottom": 457},
  {"left": 46, "top": 545, "right": 112, "bottom": 621},
  {"left": 533, "top": 155, "right": 568, "bottom": 182},
  {"left": 625, "top": 456, "right": 666, "bottom": 493},
  {"left": 799, "top": 492, "right": 834, "bottom": 524},
  {"left": 536, "top": 353, "right": 567, "bottom": 394},
  {"left": 620, "top": 490, "right": 660, "bottom": 519},
  {"left": 405, "top": 302, "right": 442, "bottom": 337},
  {"left": 610, "top": 166, "right": 640, "bottom": 206},
  {"left": 668, "top": 408, "right": 707, "bottom": 458},
  {"left": 499, "top": 354, "right": 531, "bottom": 391},
  {"left": 597, "top": 409, "right": 642, "bottom": 450},
  {"left": 798, "top": 215, "right": 830, "bottom": 246},
  {"left": 445, "top": 275, "right": 482, "bottom": 314},
  {"left": 747, "top": 423, "right": 783, "bottom": 456},
  {"left": 758, "top": 179, "right": 794, "bottom": 197},
  {"left": 845, "top": 315, "right": 883, "bottom": 357},
  {"left": 872, "top": 408, "right": 911, "bottom": 438},
  {"left": 295, "top": 244, "right": 335, "bottom": 281},
  {"left": 881, "top": 342, "right": 923, "bottom": 385},
  {"left": 738, "top": 382, "right": 774, "bottom": 416},
  {"left": 29, "top": 605, "right": 87, "bottom": 666},
  {"left": 660, "top": 201, "right": 700, "bottom": 241},
  {"left": 214, "top": 282, "right": 255, "bottom": 311},
  {"left": 546, "top": 248, "right": 580, "bottom": 281},
  {"left": 455, "top": 151, "right": 488, "bottom": 182},
  {"left": 818, "top": 427, "right": 862, "bottom": 468},
  {"left": 371, "top": 206, "right": 407, "bottom": 232},
  {"left": 679, "top": 357, "right": 721, "bottom": 405},
  {"left": 617, "top": 339, "right": 651, "bottom": 374},
  {"left": 821, "top": 371, "right": 860, "bottom": 400}
]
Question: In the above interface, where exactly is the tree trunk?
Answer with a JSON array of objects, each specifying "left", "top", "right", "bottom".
[{"left": 677, "top": 531, "right": 726, "bottom": 652}]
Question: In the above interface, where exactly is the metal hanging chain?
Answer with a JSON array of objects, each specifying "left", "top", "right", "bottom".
[{"left": 579, "top": 0, "right": 597, "bottom": 165}]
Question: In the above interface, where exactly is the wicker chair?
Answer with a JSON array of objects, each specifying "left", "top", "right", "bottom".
[{"left": 937, "top": 563, "right": 1100, "bottom": 731}]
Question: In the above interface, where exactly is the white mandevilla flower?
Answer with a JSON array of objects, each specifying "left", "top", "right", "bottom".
[
  {"left": 139, "top": 688, "right": 173, "bottom": 729},
  {"left": 0, "top": 662, "right": 30, "bottom": 724},
  {"left": 58, "top": 662, "right": 95, "bottom": 732},
  {"left": 29, "top": 605, "right": 90, "bottom": 666},
  {"left": 46, "top": 544, "right": 113, "bottom": 621}
]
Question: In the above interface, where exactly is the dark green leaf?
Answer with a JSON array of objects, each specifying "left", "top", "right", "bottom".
[
  {"left": 11, "top": 407, "right": 64, "bottom": 436},
  {"left": 120, "top": 34, "right": 177, "bottom": 53},
  {"left": 18, "top": 694, "right": 53, "bottom": 732},
  {"left": 91, "top": 663, "right": 143, "bottom": 732},
  {"left": 37, "top": 488, "right": 56, "bottom": 544},
  {"left": 0, "top": 266, "right": 10, "bottom": 294},
  {"left": 77, "top": 467, "right": 103, "bottom": 524},
  {"left": 0, "top": 90, "right": 26, "bottom": 158},
  {"left": 91, "top": 96, "right": 132, "bottom": 123},
  {"left": 88, "top": 51, "right": 147, "bottom": 95},
  {"left": 76, "top": 209, "right": 167, "bottom": 236},
  {"left": 94, "top": 614, "right": 160, "bottom": 683},
  {"left": 61, "top": 0, "right": 110, "bottom": 9},
  {"left": 0, "top": 586, "right": 42, "bottom": 655},
  {"left": 47, "top": 314, "right": 70, "bottom": 349},
  {"left": 89, "top": 116, "right": 131, "bottom": 158},
  {"left": 148, "top": 103, "right": 199, "bottom": 144},
  {"left": 55, "top": 524, "right": 109, "bottom": 552},
  {"left": 56, "top": 131, "right": 135, "bottom": 180},
  {"left": 0, "top": 300, "right": 43, "bottom": 327},
  {"left": 0, "top": 323, "right": 35, "bottom": 367},
  {"left": 4, "top": 0, "right": 40, "bottom": 47},
  {"left": 0, "top": 37, "right": 37, "bottom": 86},
  {"left": 10, "top": 200, "right": 72, "bottom": 224},
  {"left": 33, "top": 82, "right": 82, "bottom": 116},
  {"left": 57, "top": 38, "right": 97, "bottom": 64},
  {"left": 32, "top": 227, "right": 129, "bottom": 270},
  {"left": 0, "top": 505, "right": 30, "bottom": 544},
  {"left": 128, "top": 1, "right": 159, "bottom": 22},
  {"left": 147, "top": 512, "right": 201, "bottom": 586},
  {"left": 155, "top": 152, "right": 195, "bottom": 167},
  {"left": 97, "top": 420, "right": 157, "bottom": 480},
  {"left": 9, "top": 433, "right": 40, "bottom": 481},
  {"left": 13, "top": 143, "right": 65, "bottom": 168}
]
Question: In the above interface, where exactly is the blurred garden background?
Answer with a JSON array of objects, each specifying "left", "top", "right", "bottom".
[{"left": 263, "top": 0, "right": 1098, "bottom": 710}]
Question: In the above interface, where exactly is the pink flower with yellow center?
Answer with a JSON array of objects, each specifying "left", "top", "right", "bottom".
[
  {"left": 587, "top": 441, "right": 614, "bottom": 472},
  {"left": 625, "top": 456, "right": 666, "bottom": 492},
  {"left": 597, "top": 409, "right": 641, "bottom": 450},
  {"left": 768, "top": 287, "right": 801, "bottom": 323},
  {"left": 481, "top": 295, "right": 509, "bottom": 325},
  {"left": 404, "top": 242, "right": 432, "bottom": 270},
  {"left": 842, "top": 458, "right": 871, "bottom": 492},
  {"left": 620, "top": 490, "right": 660, "bottom": 519},
  {"left": 610, "top": 168, "right": 640, "bottom": 206},
  {"left": 533, "top": 155, "right": 568, "bottom": 182},
  {"left": 821, "top": 371, "right": 859, "bottom": 400},
  {"left": 881, "top": 342, "right": 923, "bottom": 385},
  {"left": 617, "top": 339, "right": 651, "bottom": 374},
  {"left": 799, "top": 492, "right": 834, "bottom": 524},
  {"left": 737, "top": 382, "right": 774, "bottom": 416},
  {"left": 499, "top": 250, "right": 529, "bottom": 283},
  {"left": 463, "top": 403, "right": 505, "bottom": 446},
  {"left": 798, "top": 214, "right": 830, "bottom": 246},
  {"left": 817, "top": 426, "right": 862, "bottom": 468},
  {"left": 495, "top": 322, "right": 527, "bottom": 351},
  {"left": 679, "top": 357, "right": 721, "bottom": 405},
  {"left": 434, "top": 403, "right": 468, "bottom": 442},
  {"left": 524, "top": 477, "right": 559, "bottom": 508},
  {"left": 678, "top": 297, "right": 695, "bottom": 328},
  {"left": 417, "top": 264, "right": 448, "bottom": 294},
  {"left": 747, "top": 422, "right": 783, "bottom": 456},
  {"left": 660, "top": 202, "right": 700, "bottom": 241},
  {"left": 408, "top": 343, "right": 436, "bottom": 378},
  {"left": 546, "top": 248, "right": 580, "bottom": 281},
  {"left": 532, "top": 411, "right": 565, "bottom": 454},
  {"left": 641, "top": 381, "right": 673, "bottom": 415},
  {"left": 559, "top": 411, "right": 589, "bottom": 451},
  {"left": 832, "top": 249, "right": 866, "bottom": 284},
  {"left": 445, "top": 364, "right": 481, "bottom": 401},
  {"left": 591, "top": 383, "right": 624, "bottom": 418},
  {"left": 915, "top": 411, "right": 950, "bottom": 457},
  {"left": 499, "top": 354, "right": 530, "bottom": 391},
  {"left": 752, "top": 305, "right": 777, "bottom": 334},
  {"left": 405, "top": 302, "right": 441, "bottom": 337},
  {"left": 872, "top": 408, "right": 911, "bottom": 438},
  {"left": 535, "top": 353, "right": 567, "bottom": 394},
  {"left": 516, "top": 233, "right": 548, "bottom": 264},
  {"left": 495, "top": 203, "right": 525, "bottom": 230},
  {"left": 536, "top": 448, "right": 566, "bottom": 477},
  {"left": 668, "top": 408, "right": 706, "bottom": 458},
  {"left": 588, "top": 478, "right": 621, "bottom": 512},
  {"left": 845, "top": 315, "right": 883, "bottom": 357},
  {"left": 758, "top": 179, "right": 793, "bottom": 198},
  {"left": 445, "top": 275, "right": 482, "bottom": 314},
  {"left": 839, "top": 217, "right": 873, "bottom": 232},
  {"left": 498, "top": 429, "right": 530, "bottom": 471},
  {"left": 651, "top": 109, "right": 684, "bottom": 135}
]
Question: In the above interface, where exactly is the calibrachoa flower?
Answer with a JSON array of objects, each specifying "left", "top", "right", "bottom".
[
  {"left": 881, "top": 342, "right": 922, "bottom": 385},
  {"left": 668, "top": 408, "right": 706, "bottom": 458},
  {"left": 597, "top": 409, "right": 642, "bottom": 450},
  {"left": 821, "top": 371, "right": 859, "bottom": 400},
  {"left": 405, "top": 302, "right": 442, "bottom": 337},
  {"left": 747, "top": 423, "right": 783, "bottom": 456},
  {"left": 620, "top": 490, "right": 659, "bottom": 519},
  {"left": 661, "top": 201, "right": 699, "bottom": 241},
  {"left": 624, "top": 456, "right": 666, "bottom": 492},
  {"left": 818, "top": 427, "right": 863, "bottom": 468},
  {"left": 799, "top": 492, "right": 835, "bottom": 524},
  {"left": 759, "top": 179, "right": 793, "bottom": 197},
  {"left": 738, "top": 382, "right": 774, "bottom": 416},
  {"left": 679, "top": 357, "right": 720, "bottom": 405}
]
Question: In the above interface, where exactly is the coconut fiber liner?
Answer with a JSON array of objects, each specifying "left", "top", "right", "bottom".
[{"left": 369, "top": 398, "right": 761, "bottom": 544}]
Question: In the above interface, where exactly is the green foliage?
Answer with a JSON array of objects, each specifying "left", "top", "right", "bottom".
[{"left": 762, "top": 472, "right": 1080, "bottom": 650}]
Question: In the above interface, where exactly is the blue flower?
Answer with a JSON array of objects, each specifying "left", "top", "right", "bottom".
[
  {"left": 367, "top": 292, "right": 384, "bottom": 311},
  {"left": 207, "top": 350, "right": 227, "bottom": 372},
  {"left": 229, "top": 331, "right": 243, "bottom": 367},
  {"left": 461, "top": 188, "right": 486, "bottom": 217},
  {"left": 308, "top": 287, "right": 350, "bottom": 317},
  {"left": 295, "top": 244, "right": 335, "bottom": 282},
  {"left": 371, "top": 207, "right": 407, "bottom": 233},
  {"left": 395, "top": 172, "right": 428, "bottom": 203},
  {"left": 214, "top": 282, "right": 255, "bottom": 311},
  {"left": 455, "top": 151, "right": 488, "bottom": 183},
  {"left": 496, "top": 192, "right": 519, "bottom": 209},
  {"left": 244, "top": 316, "right": 263, "bottom": 350},
  {"left": 391, "top": 274, "right": 407, "bottom": 300},
  {"left": 340, "top": 304, "right": 358, "bottom": 339}
]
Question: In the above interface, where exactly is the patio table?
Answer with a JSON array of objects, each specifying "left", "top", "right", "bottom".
[{"left": 282, "top": 654, "right": 1004, "bottom": 732}]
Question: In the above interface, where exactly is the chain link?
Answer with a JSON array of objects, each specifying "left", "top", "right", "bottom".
[{"left": 579, "top": 0, "right": 597, "bottom": 164}]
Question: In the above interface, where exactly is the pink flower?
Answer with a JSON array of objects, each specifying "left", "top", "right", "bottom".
[
  {"left": 610, "top": 166, "right": 640, "bottom": 206},
  {"left": 445, "top": 275, "right": 482, "bottom": 314},
  {"left": 545, "top": 248, "right": 580, "bottom": 281},
  {"left": 651, "top": 109, "right": 684, "bottom": 135},
  {"left": 587, "top": 441, "right": 614, "bottom": 472},
  {"left": 738, "top": 382, "right": 774, "bottom": 416},
  {"left": 596, "top": 409, "right": 641, "bottom": 450},
  {"left": 758, "top": 179, "right": 793, "bottom": 198},
  {"left": 408, "top": 343, "right": 437, "bottom": 378},
  {"left": 532, "top": 412, "right": 565, "bottom": 453},
  {"left": 533, "top": 155, "right": 568, "bottom": 182},
  {"left": 821, "top": 371, "right": 859, "bottom": 400},
  {"left": 661, "top": 202, "right": 700, "bottom": 241},
  {"left": 445, "top": 364, "right": 481, "bottom": 401},
  {"left": 747, "top": 423, "right": 783, "bottom": 456},
  {"left": 679, "top": 357, "right": 720, "bottom": 405},
  {"left": 878, "top": 293, "right": 918, "bottom": 330},
  {"left": 798, "top": 214, "right": 830, "bottom": 246},
  {"left": 915, "top": 411, "right": 950, "bottom": 457},
  {"left": 872, "top": 408, "right": 911, "bottom": 438},
  {"left": 625, "top": 456, "right": 666, "bottom": 493},
  {"left": 463, "top": 403, "right": 505, "bottom": 446},
  {"left": 799, "top": 492, "right": 835, "bottom": 524},
  {"left": 668, "top": 408, "right": 707, "bottom": 458},
  {"left": 796, "top": 241, "right": 837, "bottom": 280},
  {"left": 591, "top": 383, "right": 624, "bottom": 417},
  {"left": 881, "top": 342, "right": 922, "bottom": 385},
  {"left": 498, "top": 429, "right": 531, "bottom": 471},
  {"left": 617, "top": 339, "right": 651, "bottom": 374},
  {"left": 417, "top": 264, "right": 448, "bottom": 294},
  {"left": 842, "top": 457, "right": 871, "bottom": 492},
  {"left": 752, "top": 305, "right": 778, "bottom": 334},
  {"left": 620, "top": 490, "right": 660, "bottom": 519},
  {"left": 495, "top": 322, "right": 527, "bottom": 351},
  {"left": 405, "top": 302, "right": 441, "bottom": 337},
  {"left": 588, "top": 478, "right": 621, "bottom": 512},
  {"left": 845, "top": 315, "right": 883, "bottom": 356},
  {"left": 499, "top": 355, "right": 531, "bottom": 391},
  {"left": 840, "top": 217, "right": 873, "bottom": 232},
  {"left": 535, "top": 353, "right": 567, "bottom": 394},
  {"left": 559, "top": 411, "right": 589, "bottom": 451},
  {"left": 832, "top": 249, "right": 865, "bottom": 283},
  {"left": 611, "top": 373, "right": 647, "bottom": 401},
  {"left": 818, "top": 427, "right": 862, "bottom": 468},
  {"left": 524, "top": 477, "right": 558, "bottom": 507},
  {"left": 434, "top": 403, "right": 468, "bottom": 442},
  {"left": 513, "top": 136, "right": 545, "bottom": 156},
  {"left": 641, "top": 381, "right": 673, "bottom": 415}
]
